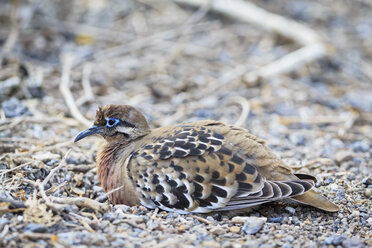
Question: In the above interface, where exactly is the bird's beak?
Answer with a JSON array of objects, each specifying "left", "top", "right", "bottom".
[{"left": 74, "top": 125, "right": 104, "bottom": 142}]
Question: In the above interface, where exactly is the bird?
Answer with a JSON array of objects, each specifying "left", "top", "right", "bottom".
[{"left": 74, "top": 104, "right": 339, "bottom": 213}]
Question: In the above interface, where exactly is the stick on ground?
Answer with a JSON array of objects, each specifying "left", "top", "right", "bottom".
[
  {"left": 175, "top": 0, "right": 327, "bottom": 84},
  {"left": 59, "top": 53, "right": 91, "bottom": 127}
]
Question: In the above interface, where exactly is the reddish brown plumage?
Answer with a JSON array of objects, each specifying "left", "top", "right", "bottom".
[
  {"left": 97, "top": 143, "right": 121, "bottom": 198},
  {"left": 75, "top": 104, "right": 339, "bottom": 213},
  {"left": 97, "top": 141, "right": 140, "bottom": 205},
  {"left": 94, "top": 104, "right": 150, "bottom": 205}
]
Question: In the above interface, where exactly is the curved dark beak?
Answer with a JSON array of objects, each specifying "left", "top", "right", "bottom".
[{"left": 74, "top": 125, "right": 104, "bottom": 142}]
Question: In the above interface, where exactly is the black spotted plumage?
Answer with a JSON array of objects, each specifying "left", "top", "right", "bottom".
[
  {"left": 76, "top": 105, "right": 339, "bottom": 213},
  {"left": 130, "top": 124, "right": 316, "bottom": 213}
]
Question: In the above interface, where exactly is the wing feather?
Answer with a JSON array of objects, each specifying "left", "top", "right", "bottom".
[{"left": 129, "top": 124, "right": 314, "bottom": 213}]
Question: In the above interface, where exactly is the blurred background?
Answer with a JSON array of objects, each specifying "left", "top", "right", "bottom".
[
  {"left": 0, "top": 0, "right": 371, "bottom": 247},
  {"left": 1, "top": 0, "right": 371, "bottom": 157}
]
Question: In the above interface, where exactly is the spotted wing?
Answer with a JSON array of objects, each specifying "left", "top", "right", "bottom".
[
  {"left": 219, "top": 180, "right": 314, "bottom": 211},
  {"left": 129, "top": 124, "right": 314, "bottom": 213},
  {"left": 133, "top": 125, "right": 224, "bottom": 160}
]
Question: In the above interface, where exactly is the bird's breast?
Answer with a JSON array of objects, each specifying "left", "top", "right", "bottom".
[{"left": 97, "top": 142, "right": 140, "bottom": 206}]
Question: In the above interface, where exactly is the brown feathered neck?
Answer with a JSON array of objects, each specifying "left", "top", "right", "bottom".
[
  {"left": 96, "top": 139, "right": 141, "bottom": 205},
  {"left": 94, "top": 104, "right": 151, "bottom": 205},
  {"left": 97, "top": 141, "right": 124, "bottom": 191}
]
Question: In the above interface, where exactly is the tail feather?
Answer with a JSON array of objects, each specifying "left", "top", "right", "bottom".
[
  {"left": 291, "top": 189, "right": 339, "bottom": 212},
  {"left": 294, "top": 173, "right": 317, "bottom": 183}
]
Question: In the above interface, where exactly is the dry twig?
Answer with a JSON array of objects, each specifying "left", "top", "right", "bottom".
[
  {"left": 76, "top": 63, "right": 94, "bottom": 106},
  {"left": 20, "top": 150, "right": 72, "bottom": 211},
  {"left": 175, "top": 0, "right": 326, "bottom": 84},
  {"left": 0, "top": 161, "right": 34, "bottom": 176},
  {"left": 228, "top": 96, "right": 251, "bottom": 127},
  {"left": 1, "top": 141, "right": 73, "bottom": 160},
  {"left": 189, "top": 214, "right": 212, "bottom": 225},
  {"left": 49, "top": 196, "right": 108, "bottom": 212},
  {"left": 59, "top": 53, "right": 91, "bottom": 127},
  {"left": 277, "top": 115, "right": 352, "bottom": 126}
]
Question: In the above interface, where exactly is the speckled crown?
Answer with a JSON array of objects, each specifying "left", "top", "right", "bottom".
[{"left": 95, "top": 106, "right": 106, "bottom": 126}]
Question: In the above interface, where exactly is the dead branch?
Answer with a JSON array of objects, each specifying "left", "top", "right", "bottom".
[
  {"left": 228, "top": 96, "right": 251, "bottom": 127},
  {"left": 189, "top": 215, "right": 212, "bottom": 225},
  {"left": 44, "top": 181, "right": 68, "bottom": 195},
  {"left": 20, "top": 150, "right": 72, "bottom": 211},
  {"left": 42, "top": 150, "right": 71, "bottom": 186},
  {"left": 0, "top": 161, "right": 34, "bottom": 176},
  {"left": 244, "top": 44, "right": 325, "bottom": 83},
  {"left": 151, "top": 207, "right": 159, "bottom": 219},
  {"left": 59, "top": 53, "right": 91, "bottom": 127},
  {"left": 66, "top": 164, "right": 95, "bottom": 172},
  {"left": 175, "top": 0, "right": 327, "bottom": 84},
  {"left": 21, "top": 150, "right": 107, "bottom": 213},
  {"left": 49, "top": 196, "right": 108, "bottom": 212},
  {"left": 0, "top": 197, "right": 26, "bottom": 211},
  {"left": 1, "top": 141, "right": 73, "bottom": 160},
  {"left": 76, "top": 63, "right": 94, "bottom": 106}
]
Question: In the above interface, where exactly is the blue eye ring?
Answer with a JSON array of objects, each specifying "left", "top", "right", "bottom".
[{"left": 106, "top": 118, "right": 120, "bottom": 128}]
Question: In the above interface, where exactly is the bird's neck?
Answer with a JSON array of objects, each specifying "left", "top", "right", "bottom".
[{"left": 96, "top": 140, "right": 139, "bottom": 205}]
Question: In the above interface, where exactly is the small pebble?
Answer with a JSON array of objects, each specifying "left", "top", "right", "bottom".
[
  {"left": 350, "top": 210, "right": 360, "bottom": 218},
  {"left": 323, "top": 178, "right": 334, "bottom": 185},
  {"left": 342, "top": 237, "right": 364, "bottom": 248},
  {"left": 201, "top": 240, "right": 220, "bottom": 248},
  {"left": 283, "top": 235, "right": 294, "bottom": 242},
  {"left": 366, "top": 217, "right": 372, "bottom": 226},
  {"left": 146, "top": 220, "right": 159, "bottom": 230},
  {"left": 285, "top": 206, "right": 296, "bottom": 214},
  {"left": 231, "top": 216, "right": 266, "bottom": 224},
  {"left": 328, "top": 183, "right": 339, "bottom": 191},
  {"left": 23, "top": 223, "right": 48, "bottom": 233},
  {"left": 230, "top": 226, "right": 240, "bottom": 233},
  {"left": 324, "top": 234, "right": 346, "bottom": 245},
  {"left": 96, "top": 195, "right": 108, "bottom": 202},
  {"left": 92, "top": 186, "right": 103, "bottom": 194},
  {"left": 351, "top": 140, "right": 370, "bottom": 153},
  {"left": 241, "top": 217, "right": 267, "bottom": 235},
  {"left": 114, "top": 205, "right": 131, "bottom": 212},
  {"left": 103, "top": 212, "right": 117, "bottom": 222},
  {"left": 274, "top": 103, "right": 298, "bottom": 116},
  {"left": 346, "top": 90, "right": 372, "bottom": 111},
  {"left": 0, "top": 218, "right": 10, "bottom": 230},
  {"left": 1, "top": 97, "right": 31, "bottom": 118},
  {"left": 209, "top": 226, "right": 225, "bottom": 235},
  {"left": 269, "top": 217, "right": 284, "bottom": 223},
  {"left": 177, "top": 225, "right": 186, "bottom": 233},
  {"left": 206, "top": 216, "right": 214, "bottom": 222},
  {"left": 364, "top": 188, "right": 372, "bottom": 198},
  {"left": 289, "top": 133, "right": 305, "bottom": 146},
  {"left": 334, "top": 150, "right": 354, "bottom": 164}
]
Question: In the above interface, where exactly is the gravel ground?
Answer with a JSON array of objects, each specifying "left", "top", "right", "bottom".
[{"left": 0, "top": 0, "right": 371, "bottom": 247}]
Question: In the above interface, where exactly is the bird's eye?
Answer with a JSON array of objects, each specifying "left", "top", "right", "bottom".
[{"left": 106, "top": 118, "right": 120, "bottom": 128}]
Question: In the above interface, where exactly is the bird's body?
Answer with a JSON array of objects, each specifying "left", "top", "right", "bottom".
[{"left": 75, "top": 105, "right": 339, "bottom": 213}]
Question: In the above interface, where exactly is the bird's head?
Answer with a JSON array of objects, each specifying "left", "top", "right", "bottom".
[{"left": 74, "top": 105, "right": 151, "bottom": 143}]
